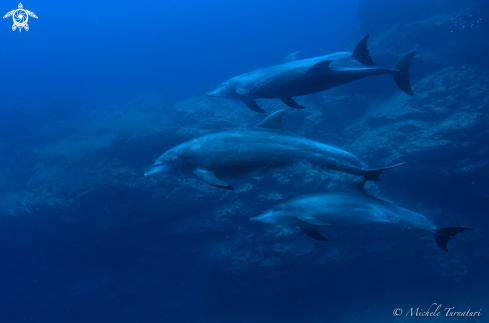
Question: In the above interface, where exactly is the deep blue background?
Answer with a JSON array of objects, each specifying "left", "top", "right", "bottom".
[
  {"left": 1, "top": 0, "right": 487, "bottom": 322},
  {"left": 1, "top": 0, "right": 358, "bottom": 105}
]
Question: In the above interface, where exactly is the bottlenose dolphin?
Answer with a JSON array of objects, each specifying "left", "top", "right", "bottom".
[
  {"left": 145, "top": 110, "right": 405, "bottom": 190},
  {"left": 250, "top": 178, "right": 472, "bottom": 252},
  {"left": 207, "top": 35, "right": 416, "bottom": 113}
]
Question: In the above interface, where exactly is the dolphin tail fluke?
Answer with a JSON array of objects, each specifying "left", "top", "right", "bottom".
[
  {"left": 434, "top": 227, "right": 472, "bottom": 252},
  {"left": 363, "top": 162, "right": 407, "bottom": 181},
  {"left": 392, "top": 50, "right": 417, "bottom": 95}
]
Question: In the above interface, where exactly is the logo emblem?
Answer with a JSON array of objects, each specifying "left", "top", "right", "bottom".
[{"left": 3, "top": 3, "right": 37, "bottom": 32}]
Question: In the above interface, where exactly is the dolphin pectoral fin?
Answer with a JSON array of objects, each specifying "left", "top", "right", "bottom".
[
  {"left": 242, "top": 99, "right": 266, "bottom": 113},
  {"left": 281, "top": 97, "right": 306, "bottom": 109},
  {"left": 193, "top": 169, "right": 233, "bottom": 190},
  {"left": 280, "top": 51, "right": 301, "bottom": 64},
  {"left": 352, "top": 34, "right": 376, "bottom": 66},
  {"left": 299, "top": 227, "right": 329, "bottom": 241},
  {"left": 434, "top": 227, "right": 472, "bottom": 252},
  {"left": 363, "top": 162, "right": 407, "bottom": 181},
  {"left": 306, "top": 60, "right": 332, "bottom": 74}
]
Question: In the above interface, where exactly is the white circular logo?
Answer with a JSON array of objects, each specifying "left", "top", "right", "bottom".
[{"left": 14, "top": 9, "right": 27, "bottom": 26}]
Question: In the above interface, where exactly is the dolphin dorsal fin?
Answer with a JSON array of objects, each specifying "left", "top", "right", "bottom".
[
  {"left": 352, "top": 34, "right": 376, "bottom": 66},
  {"left": 280, "top": 51, "right": 300, "bottom": 64},
  {"left": 345, "top": 177, "right": 368, "bottom": 193},
  {"left": 255, "top": 110, "right": 288, "bottom": 130},
  {"left": 306, "top": 60, "right": 332, "bottom": 74}
]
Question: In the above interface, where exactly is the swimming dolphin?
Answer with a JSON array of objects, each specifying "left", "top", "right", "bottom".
[
  {"left": 207, "top": 35, "right": 416, "bottom": 113},
  {"left": 145, "top": 110, "right": 405, "bottom": 190},
  {"left": 250, "top": 178, "right": 472, "bottom": 252}
]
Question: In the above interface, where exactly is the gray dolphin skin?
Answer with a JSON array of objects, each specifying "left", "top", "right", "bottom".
[
  {"left": 207, "top": 35, "right": 416, "bottom": 113},
  {"left": 145, "top": 110, "right": 405, "bottom": 190},
  {"left": 250, "top": 178, "right": 472, "bottom": 252}
]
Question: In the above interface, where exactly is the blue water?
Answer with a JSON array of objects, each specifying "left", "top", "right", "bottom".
[
  {"left": 1, "top": 0, "right": 488, "bottom": 322},
  {"left": 1, "top": 0, "right": 357, "bottom": 105}
]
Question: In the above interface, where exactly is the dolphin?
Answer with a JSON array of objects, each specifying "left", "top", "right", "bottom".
[
  {"left": 250, "top": 178, "right": 472, "bottom": 252},
  {"left": 145, "top": 110, "right": 405, "bottom": 190},
  {"left": 207, "top": 35, "right": 416, "bottom": 113}
]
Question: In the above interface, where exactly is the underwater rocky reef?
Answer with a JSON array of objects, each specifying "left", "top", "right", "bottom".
[{"left": 1, "top": 1, "right": 488, "bottom": 322}]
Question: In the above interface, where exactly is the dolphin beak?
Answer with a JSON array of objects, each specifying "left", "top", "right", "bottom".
[
  {"left": 207, "top": 91, "right": 217, "bottom": 97},
  {"left": 144, "top": 165, "right": 165, "bottom": 178},
  {"left": 250, "top": 211, "right": 273, "bottom": 223}
]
